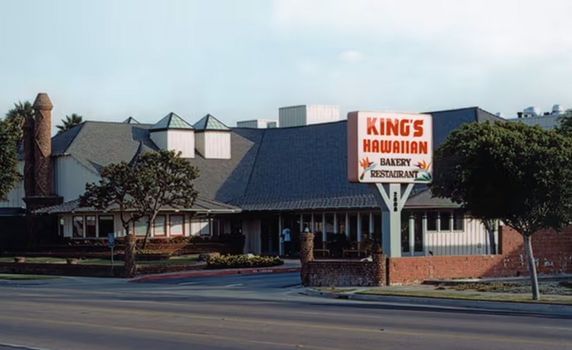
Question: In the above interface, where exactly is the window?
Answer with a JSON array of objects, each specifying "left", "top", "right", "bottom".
[
  {"left": 199, "top": 219, "right": 210, "bottom": 236},
  {"left": 427, "top": 212, "right": 438, "bottom": 231},
  {"left": 98, "top": 215, "right": 114, "bottom": 238},
  {"left": 401, "top": 212, "right": 410, "bottom": 253},
  {"left": 170, "top": 215, "right": 184, "bottom": 236},
  {"left": 72, "top": 216, "right": 84, "bottom": 238},
  {"left": 153, "top": 215, "right": 166, "bottom": 236},
  {"left": 59, "top": 217, "right": 65, "bottom": 237},
  {"left": 440, "top": 212, "right": 451, "bottom": 231},
  {"left": 85, "top": 216, "right": 96, "bottom": 238},
  {"left": 134, "top": 217, "right": 147, "bottom": 236},
  {"left": 453, "top": 210, "right": 465, "bottom": 231}
]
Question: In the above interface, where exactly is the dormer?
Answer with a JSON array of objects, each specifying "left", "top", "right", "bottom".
[
  {"left": 193, "top": 114, "right": 231, "bottom": 159},
  {"left": 149, "top": 112, "right": 195, "bottom": 158}
]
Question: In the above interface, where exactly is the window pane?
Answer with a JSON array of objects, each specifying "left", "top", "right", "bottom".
[
  {"left": 72, "top": 216, "right": 84, "bottom": 238},
  {"left": 98, "top": 215, "right": 114, "bottom": 238},
  {"left": 199, "top": 219, "right": 210, "bottom": 236},
  {"left": 453, "top": 210, "right": 464, "bottom": 231},
  {"left": 154, "top": 216, "right": 166, "bottom": 236},
  {"left": 84, "top": 216, "right": 96, "bottom": 238},
  {"left": 59, "top": 217, "right": 65, "bottom": 237},
  {"left": 134, "top": 217, "right": 147, "bottom": 236},
  {"left": 441, "top": 212, "right": 451, "bottom": 231},
  {"left": 401, "top": 212, "right": 409, "bottom": 253},
  {"left": 170, "top": 215, "right": 184, "bottom": 236},
  {"left": 427, "top": 212, "right": 438, "bottom": 231}
]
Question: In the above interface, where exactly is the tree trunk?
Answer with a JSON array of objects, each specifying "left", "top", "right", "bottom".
[
  {"left": 523, "top": 234, "right": 540, "bottom": 300},
  {"left": 483, "top": 219, "right": 497, "bottom": 254},
  {"left": 142, "top": 220, "right": 152, "bottom": 250},
  {"left": 124, "top": 232, "right": 138, "bottom": 278},
  {"left": 141, "top": 214, "right": 157, "bottom": 250}
]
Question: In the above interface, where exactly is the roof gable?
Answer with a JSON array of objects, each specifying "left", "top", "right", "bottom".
[
  {"left": 194, "top": 114, "right": 230, "bottom": 131},
  {"left": 151, "top": 112, "right": 193, "bottom": 131}
]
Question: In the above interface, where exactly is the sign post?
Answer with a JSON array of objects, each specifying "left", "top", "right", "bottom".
[
  {"left": 107, "top": 232, "right": 116, "bottom": 274},
  {"left": 348, "top": 112, "right": 433, "bottom": 257}
]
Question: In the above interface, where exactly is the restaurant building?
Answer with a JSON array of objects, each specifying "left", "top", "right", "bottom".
[{"left": 1, "top": 93, "right": 510, "bottom": 260}]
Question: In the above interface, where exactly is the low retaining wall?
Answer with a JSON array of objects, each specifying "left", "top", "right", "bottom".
[
  {"left": 300, "top": 231, "right": 385, "bottom": 287},
  {"left": 304, "top": 260, "right": 383, "bottom": 287},
  {"left": 388, "top": 225, "right": 572, "bottom": 285}
]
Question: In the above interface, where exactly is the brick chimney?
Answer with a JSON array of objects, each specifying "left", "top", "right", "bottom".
[
  {"left": 32, "top": 93, "right": 54, "bottom": 196},
  {"left": 23, "top": 93, "right": 62, "bottom": 211}
]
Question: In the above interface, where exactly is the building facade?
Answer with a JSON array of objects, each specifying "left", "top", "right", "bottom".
[{"left": 1, "top": 97, "right": 510, "bottom": 259}]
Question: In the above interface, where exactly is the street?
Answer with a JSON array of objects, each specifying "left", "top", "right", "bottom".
[{"left": 0, "top": 273, "right": 571, "bottom": 350}]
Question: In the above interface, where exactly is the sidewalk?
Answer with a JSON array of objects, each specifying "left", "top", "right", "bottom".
[
  {"left": 302, "top": 286, "right": 572, "bottom": 318},
  {"left": 132, "top": 259, "right": 301, "bottom": 283}
]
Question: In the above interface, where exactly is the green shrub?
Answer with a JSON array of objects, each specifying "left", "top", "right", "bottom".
[{"left": 206, "top": 254, "right": 283, "bottom": 269}]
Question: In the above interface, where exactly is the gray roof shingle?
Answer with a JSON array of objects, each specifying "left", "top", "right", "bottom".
[
  {"left": 35, "top": 196, "right": 241, "bottom": 215},
  {"left": 47, "top": 107, "right": 496, "bottom": 212}
]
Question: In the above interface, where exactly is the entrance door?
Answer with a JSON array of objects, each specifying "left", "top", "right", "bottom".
[{"left": 261, "top": 215, "right": 279, "bottom": 255}]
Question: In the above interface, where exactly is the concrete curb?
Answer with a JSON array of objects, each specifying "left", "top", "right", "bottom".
[
  {"left": 301, "top": 288, "right": 572, "bottom": 317},
  {"left": 132, "top": 266, "right": 300, "bottom": 283}
]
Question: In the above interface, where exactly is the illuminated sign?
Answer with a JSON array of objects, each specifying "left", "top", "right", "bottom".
[{"left": 347, "top": 111, "right": 433, "bottom": 183}]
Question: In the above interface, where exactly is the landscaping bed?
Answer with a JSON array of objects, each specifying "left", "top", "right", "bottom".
[
  {"left": 206, "top": 254, "right": 283, "bottom": 269},
  {"left": 353, "top": 278, "right": 572, "bottom": 304}
]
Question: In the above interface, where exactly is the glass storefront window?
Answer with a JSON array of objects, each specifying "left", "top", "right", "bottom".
[
  {"left": 134, "top": 217, "right": 147, "bottom": 236},
  {"left": 98, "top": 215, "right": 114, "bottom": 238},
  {"left": 170, "top": 215, "right": 184, "bottom": 236},
  {"left": 427, "top": 212, "right": 438, "bottom": 231},
  {"left": 85, "top": 216, "right": 96, "bottom": 238},
  {"left": 453, "top": 210, "right": 464, "bottom": 231},
  {"left": 441, "top": 212, "right": 451, "bottom": 231},
  {"left": 73, "top": 216, "right": 84, "bottom": 238},
  {"left": 153, "top": 215, "right": 166, "bottom": 236}
]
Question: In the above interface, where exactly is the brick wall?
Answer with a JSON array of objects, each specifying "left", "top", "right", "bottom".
[{"left": 388, "top": 225, "right": 572, "bottom": 284}]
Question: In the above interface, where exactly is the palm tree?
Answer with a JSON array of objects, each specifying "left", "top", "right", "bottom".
[
  {"left": 57, "top": 113, "right": 83, "bottom": 134},
  {"left": 4, "top": 101, "right": 34, "bottom": 140}
]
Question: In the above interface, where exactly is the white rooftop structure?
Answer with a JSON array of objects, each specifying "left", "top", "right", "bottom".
[
  {"left": 278, "top": 105, "right": 340, "bottom": 128},
  {"left": 236, "top": 119, "right": 278, "bottom": 129}
]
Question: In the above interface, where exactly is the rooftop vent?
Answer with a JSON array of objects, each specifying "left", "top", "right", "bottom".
[
  {"left": 278, "top": 105, "right": 340, "bottom": 127},
  {"left": 236, "top": 119, "right": 278, "bottom": 128},
  {"left": 123, "top": 116, "right": 140, "bottom": 124},
  {"left": 522, "top": 106, "right": 541, "bottom": 118},
  {"left": 193, "top": 114, "right": 231, "bottom": 159},
  {"left": 149, "top": 112, "right": 195, "bottom": 158},
  {"left": 552, "top": 104, "right": 564, "bottom": 115}
]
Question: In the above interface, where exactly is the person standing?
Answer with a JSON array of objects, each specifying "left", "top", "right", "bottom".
[{"left": 281, "top": 227, "right": 292, "bottom": 257}]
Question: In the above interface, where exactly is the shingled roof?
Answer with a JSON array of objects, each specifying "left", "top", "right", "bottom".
[
  {"left": 46, "top": 106, "right": 498, "bottom": 212},
  {"left": 35, "top": 196, "right": 241, "bottom": 215}
]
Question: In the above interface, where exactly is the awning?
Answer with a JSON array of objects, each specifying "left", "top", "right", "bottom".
[{"left": 34, "top": 196, "right": 241, "bottom": 215}]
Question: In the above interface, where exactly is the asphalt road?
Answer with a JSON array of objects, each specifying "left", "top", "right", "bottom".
[{"left": 0, "top": 273, "right": 571, "bottom": 350}]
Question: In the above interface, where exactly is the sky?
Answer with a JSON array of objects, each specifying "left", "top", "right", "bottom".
[{"left": 1, "top": 0, "right": 572, "bottom": 132}]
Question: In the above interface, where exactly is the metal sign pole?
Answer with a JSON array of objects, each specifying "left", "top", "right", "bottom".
[
  {"left": 108, "top": 232, "right": 116, "bottom": 276},
  {"left": 375, "top": 183, "right": 414, "bottom": 258}
]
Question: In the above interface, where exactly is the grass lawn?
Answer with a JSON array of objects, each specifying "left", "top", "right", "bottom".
[
  {"left": 358, "top": 288, "right": 572, "bottom": 305},
  {"left": 0, "top": 254, "right": 200, "bottom": 267},
  {"left": 0, "top": 274, "right": 59, "bottom": 280}
]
